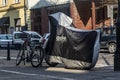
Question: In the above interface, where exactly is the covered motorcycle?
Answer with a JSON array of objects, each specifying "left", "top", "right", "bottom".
[{"left": 45, "top": 12, "right": 100, "bottom": 70}]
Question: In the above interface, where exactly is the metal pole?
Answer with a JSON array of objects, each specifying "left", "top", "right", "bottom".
[
  {"left": 92, "top": 0, "right": 96, "bottom": 30},
  {"left": 24, "top": 0, "right": 27, "bottom": 30},
  {"left": 102, "top": 0, "right": 104, "bottom": 28},
  {"left": 7, "top": 42, "right": 10, "bottom": 60},
  {"left": 114, "top": 0, "right": 120, "bottom": 71}
]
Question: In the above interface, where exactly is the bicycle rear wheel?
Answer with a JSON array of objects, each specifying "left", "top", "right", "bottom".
[
  {"left": 16, "top": 48, "right": 24, "bottom": 66},
  {"left": 31, "top": 47, "right": 44, "bottom": 67}
]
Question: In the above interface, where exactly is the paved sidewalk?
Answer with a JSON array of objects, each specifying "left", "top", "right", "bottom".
[
  {"left": 0, "top": 59, "right": 119, "bottom": 80},
  {"left": 0, "top": 49, "right": 120, "bottom": 80}
]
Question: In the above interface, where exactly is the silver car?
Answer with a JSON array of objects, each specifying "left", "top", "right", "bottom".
[
  {"left": 0, "top": 34, "right": 13, "bottom": 48},
  {"left": 12, "top": 31, "right": 42, "bottom": 48},
  {"left": 41, "top": 33, "right": 50, "bottom": 49}
]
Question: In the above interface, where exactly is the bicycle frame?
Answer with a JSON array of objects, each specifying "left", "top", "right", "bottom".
[{"left": 16, "top": 32, "right": 44, "bottom": 67}]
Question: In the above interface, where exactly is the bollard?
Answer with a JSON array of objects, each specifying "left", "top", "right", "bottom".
[{"left": 7, "top": 42, "right": 10, "bottom": 60}]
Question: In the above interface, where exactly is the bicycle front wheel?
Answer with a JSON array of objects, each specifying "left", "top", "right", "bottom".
[
  {"left": 31, "top": 47, "right": 44, "bottom": 67},
  {"left": 16, "top": 48, "right": 24, "bottom": 66}
]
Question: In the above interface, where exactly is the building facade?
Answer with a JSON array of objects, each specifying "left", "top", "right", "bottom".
[
  {"left": 0, "top": 0, "right": 117, "bottom": 34},
  {"left": 71, "top": 0, "right": 118, "bottom": 29},
  {"left": 0, "top": 0, "right": 27, "bottom": 34},
  {"left": 28, "top": 0, "right": 118, "bottom": 35},
  {"left": 28, "top": 0, "right": 70, "bottom": 35}
]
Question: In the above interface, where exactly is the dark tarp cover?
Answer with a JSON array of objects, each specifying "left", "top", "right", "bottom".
[{"left": 46, "top": 12, "right": 100, "bottom": 69}]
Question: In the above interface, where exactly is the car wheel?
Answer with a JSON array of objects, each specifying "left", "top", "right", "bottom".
[{"left": 108, "top": 43, "right": 116, "bottom": 54}]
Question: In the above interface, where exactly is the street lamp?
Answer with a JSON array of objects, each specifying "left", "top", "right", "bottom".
[{"left": 114, "top": 0, "right": 120, "bottom": 71}]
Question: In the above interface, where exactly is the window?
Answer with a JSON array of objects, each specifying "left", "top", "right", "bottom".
[
  {"left": 14, "top": 18, "right": 21, "bottom": 31},
  {"left": 2, "top": 0, "right": 8, "bottom": 6},
  {"left": 31, "top": 33, "right": 40, "bottom": 38},
  {"left": 14, "top": 18, "right": 21, "bottom": 26},
  {"left": 15, "top": 0, "right": 20, "bottom": 3},
  {"left": 14, "top": 33, "right": 27, "bottom": 39},
  {"left": 102, "top": 27, "right": 116, "bottom": 35}
]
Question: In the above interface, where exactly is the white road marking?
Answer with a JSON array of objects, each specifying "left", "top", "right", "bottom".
[
  {"left": 95, "top": 64, "right": 113, "bottom": 67},
  {"left": 0, "top": 57, "right": 16, "bottom": 60},
  {"left": 0, "top": 69, "right": 75, "bottom": 80},
  {"left": 0, "top": 69, "right": 36, "bottom": 76}
]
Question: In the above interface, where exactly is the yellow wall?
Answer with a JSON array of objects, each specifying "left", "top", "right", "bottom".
[
  {"left": 0, "top": 0, "right": 28, "bottom": 30},
  {"left": 0, "top": 0, "right": 24, "bottom": 11},
  {"left": 0, "top": 8, "right": 25, "bottom": 26},
  {"left": 26, "top": 10, "right": 31, "bottom": 30}
]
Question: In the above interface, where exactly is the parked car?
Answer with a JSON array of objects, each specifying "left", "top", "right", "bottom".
[
  {"left": 12, "top": 31, "right": 42, "bottom": 49},
  {"left": 100, "top": 27, "right": 116, "bottom": 53},
  {"left": 0, "top": 34, "right": 13, "bottom": 48},
  {"left": 41, "top": 33, "right": 50, "bottom": 49}
]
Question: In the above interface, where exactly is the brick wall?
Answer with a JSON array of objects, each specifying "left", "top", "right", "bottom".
[
  {"left": 70, "top": 1, "right": 113, "bottom": 30},
  {"left": 31, "top": 8, "right": 49, "bottom": 35},
  {"left": 31, "top": 1, "right": 114, "bottom": 33},
  {"left": 41, "top": 7, "right": 49, "bottom": 35},
  {"left": 70, "top": 1, "right": 93, "bottom": 30}
]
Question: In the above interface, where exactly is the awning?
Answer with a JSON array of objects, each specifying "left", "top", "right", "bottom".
[{"left": 0, "top": 17, "right": 9, "bottom": 26}]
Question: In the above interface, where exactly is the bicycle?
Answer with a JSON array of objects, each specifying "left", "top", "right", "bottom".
[{"left": 16, "top": 32, "right": 44, "bottom": 67}]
